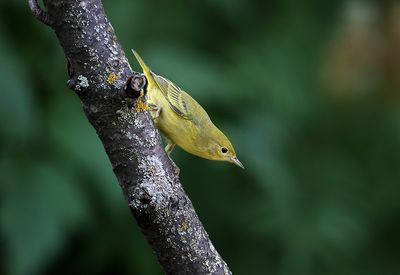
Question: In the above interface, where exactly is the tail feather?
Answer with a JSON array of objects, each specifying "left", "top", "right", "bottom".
[{"left": 131, "top": 49, "right": 151, "bottom": 76}]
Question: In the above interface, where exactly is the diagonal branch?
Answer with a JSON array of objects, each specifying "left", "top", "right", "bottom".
[{"left": 28, "top": 0, "right": 231, "bottom": 274}]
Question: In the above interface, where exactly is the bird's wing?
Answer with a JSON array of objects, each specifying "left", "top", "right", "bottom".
[{"left": 153, "top": 74, "right": 192, "bottom": 120}]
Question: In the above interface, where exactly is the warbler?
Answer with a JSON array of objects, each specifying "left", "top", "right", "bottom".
[{"left": 131, "top": 50, "right": 244, "bottom": 169}]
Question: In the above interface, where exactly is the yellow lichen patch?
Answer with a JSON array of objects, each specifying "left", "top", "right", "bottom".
[
  {"left": 106, "top": 73, "right": 118, "bottom": 85},
  {"left": 180, "top": 221, "right": 188, "bottom": 231},
  {"left": 135, "top": 91, "right": 149, "bottom": 112}
]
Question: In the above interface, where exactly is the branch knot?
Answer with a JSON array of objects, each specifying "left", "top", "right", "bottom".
[
  {"left": 67, "top": 75, "right": 90, "bottom": 92},
  {"left": 28, "top": 0, "right": 53, "bottom": 26},
  {"left": 124, "top": 73, "right": 147, "bottom": 99}
]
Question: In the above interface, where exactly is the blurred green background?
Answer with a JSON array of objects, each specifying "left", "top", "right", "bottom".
[{"left": 1, "top": 0, "right": 400, "bottom": 274}]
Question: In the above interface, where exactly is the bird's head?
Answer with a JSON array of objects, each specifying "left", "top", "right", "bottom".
[{"left": 206, "top": 128, "right": 244, "bottom": 169}]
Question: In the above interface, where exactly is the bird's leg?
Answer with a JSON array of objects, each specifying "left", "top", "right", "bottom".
[
  {"left": 172, "top": 161, "right": 180, "bottom": 176},
  {"left": 168, "top": 155, "right": 180, "bottom": 176},
  {"left": 164, "top": 139, "right": 179, "bottom": 175},
  {"left": 148, "top": 103, "right": 161, "bottom": 121},
  {"left": 165, "top": 141, "right": 175, "bottom": 155}
]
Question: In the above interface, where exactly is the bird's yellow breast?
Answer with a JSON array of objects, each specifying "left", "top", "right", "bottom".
[{"left": 147, "top": 83, "right": 205, "bottom": 157}]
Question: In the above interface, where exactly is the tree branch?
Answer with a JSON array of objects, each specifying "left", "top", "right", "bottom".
[{"left": 28, "top": 0, "right": 231, "bottom": 274}]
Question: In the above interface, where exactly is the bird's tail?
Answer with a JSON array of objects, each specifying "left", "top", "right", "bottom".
[
  {"left": 131, "top": 49, "right": 157, "bottom": 89},
  {"left": 131, "top": 49, "right": 152, "bottom": 76}
]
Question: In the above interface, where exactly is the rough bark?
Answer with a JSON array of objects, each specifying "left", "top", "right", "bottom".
[{"left": 28, "top": 0, "right": 231, "bottom": 274}]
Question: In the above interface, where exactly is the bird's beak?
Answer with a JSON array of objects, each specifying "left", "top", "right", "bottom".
[{"left": 231, "top": 156, "right": 245, "bottom": 169}]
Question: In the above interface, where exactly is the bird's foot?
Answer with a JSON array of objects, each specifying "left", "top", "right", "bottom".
[
  {"left": 148, "top": 103, "right": 161, "bottom": 121},
  {"left": 165, "top": 142, "right": 175, "bottom": 155},
  {"left": 167, "top": 156, "right": 180, "bottom": 176}
]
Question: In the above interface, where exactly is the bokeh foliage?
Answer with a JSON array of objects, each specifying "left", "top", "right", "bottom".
[{"left": 1, "top": 0, "right": 400, "bottom": 274}]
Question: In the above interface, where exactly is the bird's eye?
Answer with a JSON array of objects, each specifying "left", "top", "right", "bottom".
[{"left": 221, "top": 147, "right": 228, "bottom": 154}]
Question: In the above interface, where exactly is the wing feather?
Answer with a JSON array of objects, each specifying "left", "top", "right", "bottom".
[{"left": 153, "top": 74, "right": 192, "bottom": 120}]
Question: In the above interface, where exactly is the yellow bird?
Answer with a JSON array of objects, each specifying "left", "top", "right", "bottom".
[{"left": 132, "top": 50, "right": 244, "bottom": 169}]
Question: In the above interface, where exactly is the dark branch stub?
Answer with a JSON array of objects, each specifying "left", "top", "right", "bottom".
[
  {"left": 124, "top": 73, "right": 147, "bottom": 99},
  {"left": 28, "top": 0, "right": 232, "bottom": 274}
]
